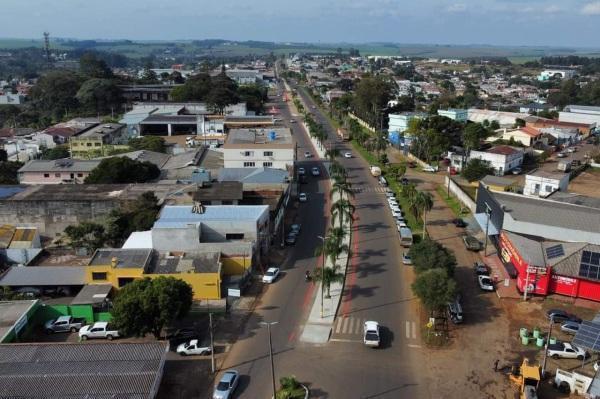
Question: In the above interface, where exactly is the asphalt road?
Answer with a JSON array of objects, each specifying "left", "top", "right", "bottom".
[{"left": 216, "top": 83, "right": 428, "bottom": 398}]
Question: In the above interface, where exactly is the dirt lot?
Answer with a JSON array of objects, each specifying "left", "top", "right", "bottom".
[
  {"left": 567, "top": 168, "right": 600, "bottom": 198},
  {"left": 415, "top": 178, "right": 600, "bottom": 399}
]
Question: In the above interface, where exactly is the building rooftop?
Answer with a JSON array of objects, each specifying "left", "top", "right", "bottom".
[
  {"left": 480, "top": 175, "right": 517, "bottom": 188},
  {"left": 0, "top": 300, "right": 38, "bottom": 342},
  {"left": 224, "top": 128, "right": 293, "bottom": 147},
  {"left": 141, "top": 114, "right": 202, "bottom": 124},
  {"left": 18, "top": 159, "right": 100, "bottom": 173},
  {"left": 564, "top": 105, "right": 600, "bottom": 114},
  {"left": 547, "top": 192, "right": 600, "bottom": 209},
  {"left": 487, "top": 145, "right": 522, "bottom": 156},
  {"left": 89, "top": 249, "right": 154, "bottom": 269},
  {"left": 0, "top": 266, "right": 87, "bottom": 286},
  {"left": 517, "top": 126, "right": 542, "bottom": 137},
  {"left": 527, "top": 170, "right": 568, "bottom": 180},
  {"left": 75, "top": 123, "right": 124, "bottom": 138},
  {"left": 0, "top": 342, "right": 167, "bottom": 399},
  {"left": 493, "top": 191, "right": 600, "bottom": 234},
  {"left": 193, "top": 182, "right": 243, "bottom": 202},
  {"left": 148, "top": 252, "right": 221, "bottom": 274},
  {"left": 217, "top": 167, "right": 289, "bottom": 184},
  {"left": 106, "top": 150, "right": 170, "bottom": 169},
  {"left": 70, "top": 284, "right": 112, "bottom": 305},
  {"left": 0, "top": 224, "right": 16, "bottom": 248},
  {"left": 155, "top": 205, "right": 268, "bottom": 228}
]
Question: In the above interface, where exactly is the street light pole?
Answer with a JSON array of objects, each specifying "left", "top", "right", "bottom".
[
  {"left": 260, "top": 321, "right": 279, "bottom": 399},
  {"left": 317, "top": 235, "right": 327, "bottom": 318},
  {"left": 541, "top": 318, "right": 553, "bottom": 378}
]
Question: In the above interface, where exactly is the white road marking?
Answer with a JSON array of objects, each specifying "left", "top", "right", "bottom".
[
  {"left": 412, "top": 321, "right": 417, "bottom": 339},
  {"left": 348, "top": 317, "right": 355, "bottom": 334},
  {"left": 335, "top": 318, "right": 343, "bottom": 334},
  {"left": 341, "top": 317, "right": 349, "bottom": 334},
  {"left": 405, "top": 321, "right": 410, "bottom": 339},
  {"left": 330, "top": 338, "right": 363, "bottom": 344},
  {"left": 407, "top": 344, "right": 422, "bottom": 348}
]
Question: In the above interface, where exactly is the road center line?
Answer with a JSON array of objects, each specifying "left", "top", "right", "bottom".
[{"left": 405, "top": 321, "right": 410, "bottom": 339}]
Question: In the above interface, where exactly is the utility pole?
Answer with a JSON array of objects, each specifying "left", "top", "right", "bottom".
[
  {"left": 260, "top": 322, "right": 278, "bottom": 399},
  {"left": 209, "top": 312, "right": 215, "bottom": 373},
  {"left": 541, "top": 318, "right": 553, "bottom": 378}
]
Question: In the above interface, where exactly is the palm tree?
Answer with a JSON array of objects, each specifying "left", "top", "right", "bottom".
[
  {"left": 330, "top": 179, "right": 354, "bottom": 202},
  {"left": 404, "top": 183, "right": 419, "bottom": 219},
  {"left": 330, "top": 199, "right": 355, "bottom": 228},
  {"left": 313, "top": 264, "right": 345, "bottom": 298},
  {"left": 329, "top": 161, "right": 347, "bottom": 180},
  {"left": 416, "top": 191, "right": 434, "bottom": 238},
  {"left": 325, "top": 148, "right": 340, "bottom": 163}
]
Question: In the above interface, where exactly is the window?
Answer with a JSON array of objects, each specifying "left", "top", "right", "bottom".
[
  {"left": 263, "top": 162, "right": 273, "bottom": 167},
  {"left": 92, "top": 272, "right": 107, "bottom": 281},
  {"left": 94, "top": 142, "right": 101, "bottom": 147},
  {"left": 43, "top": 173, "right": 50, "bottom": 178},
  {"left": 263, "top": 151, "right": 274, "bottom": 157},
  {"left": 243, "top": 162, "right": 255, "bottom": 167},
  {"left": 243, "top": 151, "right": 254, "bottom": 157},
  {"left": 54, "top": 173, "right": 61, "bottom": 178},
  {"left": 77, "top": 173, "right": 83, "bottom": 177},
  {"left": 545, "top": 185, "right": 553, "bottom": 193},
  {"left": 226, "top": 233, "right": 245, "bottom": 240},
  {"left": 86, "top": 143, "right": 92, "bottom": 147}
]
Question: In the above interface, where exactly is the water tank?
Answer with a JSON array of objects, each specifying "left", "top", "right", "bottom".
[{"left": 268, "top": 131, "right": 277, "bottom": 141}]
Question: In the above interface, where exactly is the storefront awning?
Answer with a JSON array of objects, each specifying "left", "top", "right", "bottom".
[{"left": 474, "top": 213, "right": 499, "bottom": 236}]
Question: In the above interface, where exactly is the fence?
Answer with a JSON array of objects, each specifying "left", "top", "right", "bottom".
[{"left": 445, "top": 176, "right": 476, "bottom": 213}]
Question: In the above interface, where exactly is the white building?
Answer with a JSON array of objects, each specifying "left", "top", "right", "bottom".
[
  {"left": 437, "top": 108, "right": 468, "bottom": 122},
  {"left": 523, "top": 170, "right": 569, "bottom": 198},
  {"left": 559, "top": 105, "right": 600, "bottom": 128},
  {"left": 0, "top": 93, "right": 25, "bottom": 105},
  {"left": 225, "top": 69, "right": 262, "bottom": 85},
  {"left": 222, "top": 128, "right": 295, "bottom": 170},
  {"left": 538, "top": 70, "right": 576, "bottom": 81},
  {"left": 469, "top": 145, "right": 524, "bottom": 175}
]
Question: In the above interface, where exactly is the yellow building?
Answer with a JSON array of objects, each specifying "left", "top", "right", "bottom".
[
  {"left": 85, "top": 248, "right": 225, "bottom": 300},
  {"left": 69, "top": 123, "right": 127, "bottom": 159}
]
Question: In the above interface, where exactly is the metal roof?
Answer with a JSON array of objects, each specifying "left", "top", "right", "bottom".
[
  {"left": 193, "top": 182, "right": 243, "bottom": 201},
  {"left": 217, "top": 167, "right": 289, "bottom": 184},
  {"left": 18, "top": 160, "right": 100, "bottom": 173},
  {"left": 70, "top": 284, "right": 113, "bottom": 305},
  {"left": 155, "top": 205, "right": 268, "bottom": 228},
  {"left": 0, "top": 266, "right": 87, "bottom": 286},
  {"left": 493, "top": 191, "right": 600, "bottom": 234},
  {"left": 89, "top": 249, "right": 153, "bottom": 269},
  {"left": 0, "top": 300, "right": 38, "bottom": 342},
  {"left": 0, "top": 342, "right": 167, "bottom": 398}
]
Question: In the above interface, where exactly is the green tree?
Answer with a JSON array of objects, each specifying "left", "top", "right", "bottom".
[
  {"left": 75, "top": 78, "right": 123, "bottom": 115},
  {"left": 238, "top": 84, "right": 268, "bottom": 113},
  {"left": 207, "top": 69, "right": 239, "bottom": 114},
  {"left": 276, "top": 376, "right": 304, "bottom": 399},
  {"left": 79, "top": 53, "right": 114, "bottom": 79},
  {"left": 29, "top": 70, "right": 82, "bottom": 119},
  {"left": 408, "top": 238, "right": 457, "bottom": 276},
  {"left": 128, "top": 136, "right": 166, "bottom": 153},
  {"left": 387, "top": 163, "right": 406, "bottom": 182},
  {"left": 85, "top": 157, "right": 160, "bottom": 184},
  {"left": 111, "top": 277, "right": 193, "bottom": 339},
  {"left": 40, "top": 145, "right": 70, "bottom": 160},
  {"left": 312, "top": 264, "right": 345, "bottom": 298},
  {"left": 461, "top": 158, "right": 495, "bottom": 182},
  {"left": 106, "top": 192, "right": 160, "bottom": 246},
  {"left": 462, "top": 123, "right": 488, "bottom": 153},
  {"left": 416, "top": 191, "right": 434, "bottom": 238},
  {"left": 0, "top": 161, "right": 23, "bottom": 184},
  {"left": 64, "top": 222, "right": 106, "bottom": 253},
  {"left": 330, "top": 199, "right": 355, "bottom": 228},
  {"left": 170, "top": 72, "right": 212, "bottom": 101},
  {"left": 411, "top": 269, "right": 457, "bottom": 313},
  {"left": 330, "top": 179, "right": 354, "bottom": 202}
]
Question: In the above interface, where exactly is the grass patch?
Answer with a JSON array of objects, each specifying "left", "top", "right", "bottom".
[
  {"left": 435, "top": 185, "right": 470, "bottom": 218},
  {"left": 350, "top": 139, "right": 378, "bottom": 165},
  {"left": 421, "top": 325, "right": 451, "bottom": 348}
]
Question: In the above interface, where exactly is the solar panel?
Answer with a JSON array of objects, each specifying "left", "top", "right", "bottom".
[
  {"left": 546, "top": 244, "right": 565, "bottom": 259},
  {"left": 572, "top": 321, "right": 600, "bottom": 352},
  {"left": 579, "top": 251, "right": 600, "bottom": 281}
]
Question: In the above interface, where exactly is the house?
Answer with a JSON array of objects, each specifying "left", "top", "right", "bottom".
[
  {"left": 469, "top": 145, "right": 524, "bottom": 175},
  {"left": 437, "top": 108, "right": 468, "bottom": 122},
  {"left": 519, "top": 103, "right": 555, "bottom": 114},
  {"left": 17, "top": 159, "right": 100, "bottom": 184},
  {"left": 388, "top": 112, "right": 427, "bottom": 133},
  {"left": 559, "top": 105, "right": 600, "bottom": 127},
  {"left": 69, "top": 123, "right": 127, "bottom": 159},
  {"left": 523, "top": 170, "right": 569, "bottom": 198},
  {"left": 325, "top": 89, "right": 346, "bottom": 103},
  {"left": 40, "top": 126, "right": 79, "bottom": 144},
  {"left": 528, "top": 119, "right": 595, "bottom": 136},
  {"left": 0, "top": 93, "right": 25, "bottom": 105},
  {"left": 222, "top": 128, "right": 295, "bottom": 170},
  {"left": 0, "top": 342, "right": 167, "bottom": 398},
  {"left": 499, "top": 126, "right": 542, "bottom": 147},
  {"left": 120, "top": 84, "right": 178, "bottom": 103}
]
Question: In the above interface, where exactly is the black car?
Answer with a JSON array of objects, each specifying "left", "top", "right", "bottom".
[
  {"left": 546, "top": 309, "right": 582, "bottom": 324},
  {"left": 453, "top": 218, "right": 467, "bottom": 228},
  {"left": 400, "top": 177, "right": 409, "bottom": 186},
  {"left": 165, "top": 327, "right": 202, "bottom": 347},
  {"left": 285, "top": 233, "right": 297, "bottom": 245},
  {"left": 474, "top": 262, "right": 489, "bottom": 276}
]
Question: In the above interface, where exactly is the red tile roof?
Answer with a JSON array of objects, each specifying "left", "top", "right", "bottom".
[
  {"left": 488, "top": 145, "right": 521, "bottom": 155},
  {"left": 44, "top": 127, "right": 78, "bottom": 138},
  {"left": 519, "top": 126, "right": 541, "bottom": 137}
]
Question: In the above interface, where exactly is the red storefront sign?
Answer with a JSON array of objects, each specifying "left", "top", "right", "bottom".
[{"left": 499, "top": 231, "right": 550, "bottom": 295}]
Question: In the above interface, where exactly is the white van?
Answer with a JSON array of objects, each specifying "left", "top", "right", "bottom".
[{"left": 399, "top": 227, "right": 413, "bottom": 247}]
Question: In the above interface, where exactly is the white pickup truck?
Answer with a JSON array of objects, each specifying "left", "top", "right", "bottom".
[
  {"left": 547, "top": 342, "right": 588, "bottom": 360},
  {"left": 78, "top": 322, "right": 120, "bottom": 341}
]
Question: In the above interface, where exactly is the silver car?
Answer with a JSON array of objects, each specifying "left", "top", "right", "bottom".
[{"left": 213, "top": 370, "right": 239, "bottom": 399}]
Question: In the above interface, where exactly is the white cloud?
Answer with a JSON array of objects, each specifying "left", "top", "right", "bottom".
[
  {"left": 446, "top": 3, "right": 467, "bottom": 12},
  {"left": 581, "top": 1, "right": 600, "bottom": 14}
]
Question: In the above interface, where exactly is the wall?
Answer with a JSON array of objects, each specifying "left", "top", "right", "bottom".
[
  {"left": 221, "top": 255, "right": 252, "bottom": 275},
  {"left": 19, "top": 171, "right": 90, "bottom": 185},
  {"left": 222, "top": 147, "right": 295, "bottom": 169},
  {"left": 86, "top": 265, "right": 145, "bottom": 287},
  {"left": 347, "top": 112, "right": 377, "bottom": 133},
  {"left": 0, "top": 199, "right": 120, "bottom": 238},
  {"left": 523, "top": 175, "right": 569, "bottom": 197},
  {"left": 445, "top": 176, "right": 476, "bottom": 212},
  {"left": 152, "top": 272, "right": 221, "bottom": 300}
]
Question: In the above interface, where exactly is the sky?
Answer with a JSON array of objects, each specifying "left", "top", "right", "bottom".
[{"left": 2, "top": 0, "right": 600, "bottom": 47}]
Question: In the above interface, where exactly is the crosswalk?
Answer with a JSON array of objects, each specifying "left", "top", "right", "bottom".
[
  {"left": 351, "top": 186, "right": 388, "bottom": 194},
  {"left": 330, "top": 316, "right": 418, "bottom": 342}
]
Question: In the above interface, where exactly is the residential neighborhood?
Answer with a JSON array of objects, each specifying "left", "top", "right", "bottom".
[{"left": 2, "top": 5, "right": 600, "bottom": 399}]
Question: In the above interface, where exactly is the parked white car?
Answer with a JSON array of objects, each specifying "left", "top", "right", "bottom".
[
  {"left": 363, "top": 321, "right": 381, "bottom": 347},
  {"left": 344, "top": 152, "right": 352, "bottom": 158},
  {"left": 78, "top": 322, "right": 120, "bottom": 340},
  {"left": 299, "top": 193, "right": 308, "bottom": 202},
  {"left": 402, "top": 253, "right": 412, "bottom": 265},
  {"left": 478, "top": 275, "right": 495, "bottom": 291},
  {"left": 423, "top": 165, "right": 438, "bottom": 173},
  {"left": 262, "top": 267, "right": 280, "bottom": 283},
  {"left": 213, "top": 370, "right": 240, "bottom": 399},
  {"left": 547, "top": 342, "right": 588, "bottom": 360},
  {"left": 177, "top": 339, "right": 211, "bottom": 356}
]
